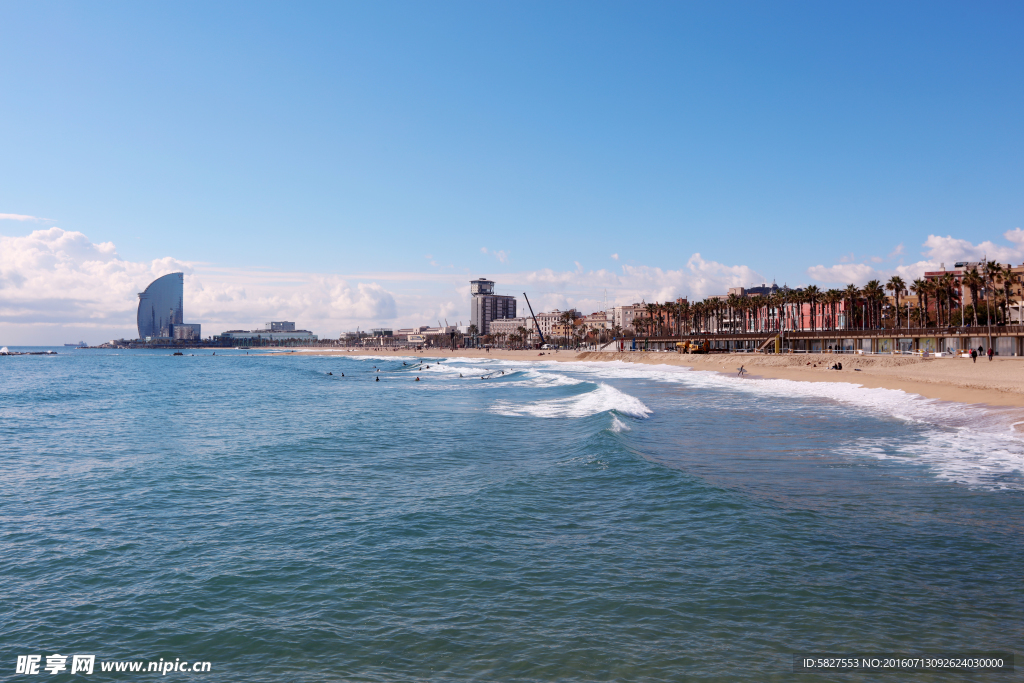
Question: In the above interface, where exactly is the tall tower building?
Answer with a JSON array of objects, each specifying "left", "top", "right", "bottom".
[
  {"left": 137, "top": 273, "right": 184, "bottom": 339},
  {"left": 136, "top": 272, "right": 201, "bottom": 340},
  {"left": 470, "top": 278, "right": 516, "bottom": 335}
]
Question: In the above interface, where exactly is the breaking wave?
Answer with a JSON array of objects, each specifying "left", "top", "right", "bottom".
[{"left": 491, "top": 383, "right": 651, "bottom": 419}]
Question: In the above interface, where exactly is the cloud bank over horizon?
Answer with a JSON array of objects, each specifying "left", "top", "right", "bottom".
[
  {"left": 0, "top": 228, "right": 398, "bottom": 344},
  {"left": 1, "top": 226, "right": 1020, "bottom": 344},
  {"left": 806, "top": 228, "right": 1024, "bottom": 286}
]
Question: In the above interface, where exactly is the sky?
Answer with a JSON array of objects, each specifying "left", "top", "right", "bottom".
[{"left": 1, "top": 1, "right": 1022, "bottom": 344}]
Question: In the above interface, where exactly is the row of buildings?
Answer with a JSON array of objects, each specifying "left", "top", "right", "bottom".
[
  {"left": 121, "top": 260, "right": 1024, "bottom": 354},
  {"left": 429, "top": 265, "right": 1024, "bottom": 355}
]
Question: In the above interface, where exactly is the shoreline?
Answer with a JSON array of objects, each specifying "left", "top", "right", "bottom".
[{"left": 282, "top": 347, "right": 1024, "bottom": 409}]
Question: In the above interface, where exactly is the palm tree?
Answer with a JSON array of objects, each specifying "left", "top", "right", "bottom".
[
  {"left": 944, "top": 272, "right": 960, "bottom": 328},
  {"left": 514, "top": 325, "right": 528, "bottom": 349},
  {"left": 984, "top": 260, "right": 1000, "bottom": 325},
  {"left": 841, "top": 285, "right": 859, "bottom": 330},
  {"left": 962, "top": 268, "right": 983, "bottom": 327},
  {"left": 861, "top": 280, "right": 883, "bottom": 329},
  {"left": 999, "top": 265, "right": 1016, "bottom": 323},
  {"left": 804, "top": 285, "right": 821, "bottom": 331},
  {"left": 910, "top": 279, "right": 927, "bottom": 328},
  {"left": 886, "top": 276, "right": 906, "bottom": 328}
]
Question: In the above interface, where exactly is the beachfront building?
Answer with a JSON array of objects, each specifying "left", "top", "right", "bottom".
[
  {"left": 172, "top": 324, "right": 202, "bottom": 341},
  {"left": 469, "top": 278, "right": 517, "bottom": 335},
  {"left": 532, "top": 309, "right": 580, "bottom": 340},
  {"left": 137, "top": 272, "right": 203, "bottom": 341},
  {"left": 488, "top": 317, "right": 530, "bottom": 339},
  {"left": 216, "top": 323, "right": 318, "bottom": 344},
  {"left": 611, "top": 304, "right": 644, "bottom": 332},
  {"left": 582, "top": 311, "right": 612, "bottom": 330},
  {"left": 395, "top": 326, "right": 429, "bottom": 341},
  {"left": 488, "top": 310, "right": 580, "bottom": 344},
  {"left": 922, "top": 261, "right": 1024, "bottom": 325}
]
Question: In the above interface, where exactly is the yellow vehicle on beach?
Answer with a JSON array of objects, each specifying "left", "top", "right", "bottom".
[{"left": 676, "top": 340, "right": 710, "bottom": 354}]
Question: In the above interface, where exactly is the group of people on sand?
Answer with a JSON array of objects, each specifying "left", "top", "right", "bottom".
[{"left": 969, "top": 346, "right": 994, "bottom": 363}]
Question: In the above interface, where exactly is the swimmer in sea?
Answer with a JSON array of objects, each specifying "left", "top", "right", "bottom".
[
  {"left": 376, "top": 377, "right": 379, "bottom": 382},
  {"left": 328, "top": 372, "right": 332, "bottom": 375},
  {"left": 415, "top": 377, "right": 420, "bottom": 381}
]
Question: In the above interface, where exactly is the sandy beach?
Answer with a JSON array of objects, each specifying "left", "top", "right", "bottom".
[{"left": 285, "top": 347, "right": 1024, "bottom": 408}]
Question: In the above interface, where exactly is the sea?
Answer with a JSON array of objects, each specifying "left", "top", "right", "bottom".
[{"left": 2, "top": 348, "right": 1023, "bottom": 681}]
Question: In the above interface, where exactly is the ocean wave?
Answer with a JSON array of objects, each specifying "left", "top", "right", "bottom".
[
  {"left": 562, "top": 359, "right": 1024, "bottom": 490},
  {"left": 491, "top": 383, "right": 651, "bottom": 419},
  {"left": 842, "top": 429, "right": 1024, "bottom": 490},
  {"left": 610, "top": 415, "right": 631, "bottom": 432}
]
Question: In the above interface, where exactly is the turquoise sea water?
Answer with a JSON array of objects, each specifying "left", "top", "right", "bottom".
[{"left": 2, "top": 348, "right": 1023, "bottom": 681}]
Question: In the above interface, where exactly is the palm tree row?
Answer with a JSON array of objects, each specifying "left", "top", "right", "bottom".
[{"left": 627, "top": 267, "right": 1020, "bottom": 337}]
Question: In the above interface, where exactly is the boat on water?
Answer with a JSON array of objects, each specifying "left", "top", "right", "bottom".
[{"left": 64, "top": 341, "right": 87, "bottom": 347}]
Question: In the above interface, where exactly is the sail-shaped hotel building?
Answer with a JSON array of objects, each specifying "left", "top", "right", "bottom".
[{"left": 137, "top": 272, "right": 201, "bottom": 340}]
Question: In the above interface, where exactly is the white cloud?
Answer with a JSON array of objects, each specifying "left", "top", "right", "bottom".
[
  {"left": 807, "top": 229, "right": 1024, "bottom": 286},
  {"left": 0, "top": 213, "right": 48, "bottom": 222},
  {"left": 507, "top": 253, "right": 763, "bottom": 313},
  {"left": 481, "top": 247, "right": 509, "bottom": 263},
  {"left": 0, "top": 228, "right": 398, "bottom": 344},
  {"left": 806, "top": 263, "right": 880, "bottom": 285},
  {"left": 611, "top": 253, "right": 619, "bottom": 261},
  {"left": 921, "top": 228, "right": 1024, "bottom": 264},
  {"left": 11, "top": 226, "right": 1020, "bottom": 344}
]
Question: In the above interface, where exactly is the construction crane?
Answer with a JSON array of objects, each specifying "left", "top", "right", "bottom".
[{"left": 523, "top": 293, "right": 546, "bottom": 346}]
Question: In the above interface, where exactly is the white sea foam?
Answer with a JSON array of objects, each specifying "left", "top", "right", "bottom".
[
  {"left": 556, "top": 359, "right": 1024, "bottom": 490},
  {"left": 436, "top": 356, "right": 1024, "bottom": 489},
  {"left": 492, "top": 383, "right": 651, "bottom": 419},
  {"left": 610, "top": 415, "right": 631, "bottom": 432}
]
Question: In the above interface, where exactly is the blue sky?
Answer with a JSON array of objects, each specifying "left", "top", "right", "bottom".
[{"left": 1, "top": 1, "right": 1023, "bottom": 342}]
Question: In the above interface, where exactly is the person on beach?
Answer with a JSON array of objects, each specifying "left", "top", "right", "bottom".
[
  {"left": 988, "top": 347, "right": 994, "bottom": 361},
  {"left": 971, "top": 349, "right": 977, "bottom": 363},
  {"left": 737, "top": 365, "right": 746, "bottom": 377}
]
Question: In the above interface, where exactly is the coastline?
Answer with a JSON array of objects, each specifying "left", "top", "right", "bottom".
[{"left": 283, "top": 347, "right": 1024, "bottom": 409}]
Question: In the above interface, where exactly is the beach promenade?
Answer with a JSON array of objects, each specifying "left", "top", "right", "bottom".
[{"left": 289, "top": 347, "right": 1024, "bottom": 409}]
